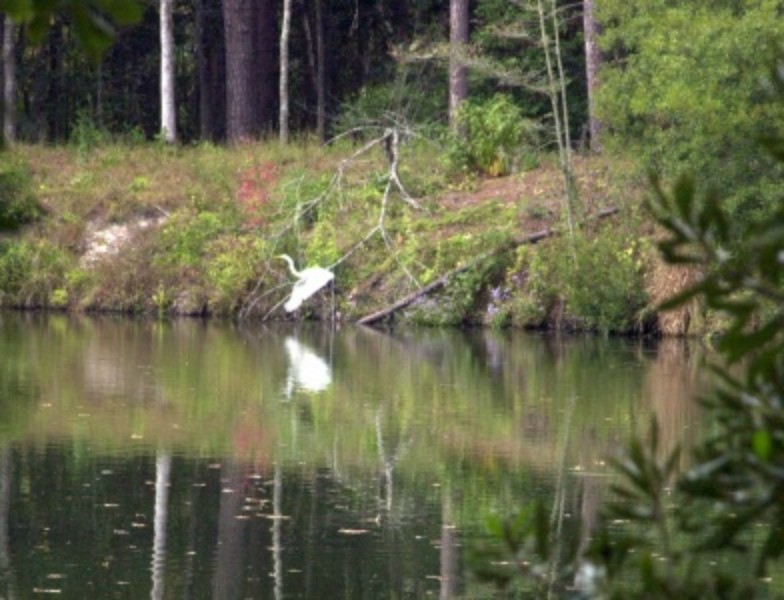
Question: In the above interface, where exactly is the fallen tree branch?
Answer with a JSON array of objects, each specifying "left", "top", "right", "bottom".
[{"left": 356, "top": 206, "right": 619, "bottom": 326}]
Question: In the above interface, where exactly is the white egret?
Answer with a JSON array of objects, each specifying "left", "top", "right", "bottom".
[{"left": 278, "top": 254, "right": 334, "bottom": 312}]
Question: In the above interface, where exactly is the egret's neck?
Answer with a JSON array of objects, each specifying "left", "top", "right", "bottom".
[{"left": 281, "top": 255, "right": 300, "bottom": 277}]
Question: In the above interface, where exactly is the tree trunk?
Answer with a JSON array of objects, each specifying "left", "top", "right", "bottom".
[
  {"left": 224, "top": 0, "right": 275, "bottom": 142},
  {"left": 314, "top": 0, "right": 326, "bottom": 141},
  {"left": 279, "top": 0, "right": 293, "bottom": 144},
  {"left": 160, "top": 0, "right": 177, "bottom": 143},
  {"left": 224, "top": 0, "right": 261, "bottom": 142},
  {"left": 196, "top": 0, "right": 226, "bottom": 141},
  {"left": 583, "top": 0, "right": 602, "bottom": 152},
  {"left": 3, "top": 15, "right": 16, "bottom": 145},
  {"left": 448, "top": 0, "right": 469, "bottom": 132},
  {"left": 256, "top": 0, "right": 277, "bottom": 134},
  {"left": 47, "top": 20, "right": 66, "bottom": 141}
]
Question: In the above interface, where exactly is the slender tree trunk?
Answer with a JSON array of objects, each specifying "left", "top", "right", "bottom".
[
  {"left": 583, "top": 0, "right": 602, "bottom": 152},
  {"left": 256, "top": 0, "right": 277, "bottom": 134},
  {"left": 279, "top": 0, "right": 293, "bottom": 144},
  {"left": 302, "top": 3, "right": 318, "bottom": 130},
  {"left": 3, "top": 15, "right": 16, "bottom": 145},
  {"left": 314, "top": 0, "right": 326, "bottom": 141},
  {"left": 47, "top": 21, "right": 65, "bottom": 141},
  {"left": 160, "top": 0, "right": 177, "bottom": 143},
  {"left": 196, "top": 0, "right": 226, "bottom": 141},
  {"left": 448, "top": 0, "right": 469, "bottom": 132},
  {"left": 536, "top": 0, "right": 578, "bottom": 244}
]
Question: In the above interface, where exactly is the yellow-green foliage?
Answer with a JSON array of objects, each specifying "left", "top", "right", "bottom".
[
  {"left": 204, "top": 235, "right": 267, "bottom": 311},
  {"left": 507, "top": 226, "right": 651, "bottom": 333},
  {"left": 0, "top": 238, "right": 72, "bottom": 307},
  {"left": 447, "top": 94, "right": 539, "bottom": 177}
]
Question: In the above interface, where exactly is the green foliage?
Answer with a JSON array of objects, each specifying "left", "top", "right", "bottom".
[
  {"left": 446, "top": 95, "right": 539, "bottom": 177},
  {"left": 509, "top": 228, "right": 649, "bottom": 333},
  {"left": 0, "top": 238, "right": 71, "bottom": 307},
  {"left": 158, "top": 210, "right": 232, "bottom": 268},
  {"left": 0, "top": 162, "right": 42, "bottom": 231},
  {"left": 1, "top": 0, "right": 143, "bottom": 59},
  {"left": 204, "top": 235, "right": 266, "bottom": 312},
  {"left": 334, "top": 65, "right": 447, "bottom": 133},
  {"left": 71, "top": 111, "right": 112, "bottom": 158},
  {"left": 409, "top": 255, "right": 508, "bottom": 326},
  {"left": 596, "top": 1, "right": 784, "bottom": 227}
]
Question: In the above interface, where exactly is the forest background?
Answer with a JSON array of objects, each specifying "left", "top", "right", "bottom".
[{"left": 0, "top": 0, "right": 781, "bottom": 334}]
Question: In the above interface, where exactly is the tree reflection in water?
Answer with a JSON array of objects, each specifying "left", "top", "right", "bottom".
[{"left": 0, "top": 315, "right": 705, "bottom": 598}]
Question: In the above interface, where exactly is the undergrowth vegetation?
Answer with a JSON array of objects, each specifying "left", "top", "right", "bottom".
[{"left": 0, "top": 131, "right": 658, "bottom": 332}]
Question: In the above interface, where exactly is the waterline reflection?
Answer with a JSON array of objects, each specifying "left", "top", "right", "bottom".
[
  {"left": 283, "top": 337, "right": 332, "bottom": 399},
  {"left": 0, "top": 315, "right": 709, "bottom": 598}
]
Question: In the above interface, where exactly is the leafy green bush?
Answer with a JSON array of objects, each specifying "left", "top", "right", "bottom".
[
  {"left": 334, "top": 65, "right": 447, "bottom": 133},
  {"left": 204, "top": 235, "right": 266, "bottom": 312},
  {"left": 597, "top": 2, "right": 784, "bottom": 229},
  {"left": 0, "top": 164, "right": 43, "bottom": 231},
  {"left": 0, "top": 239, "right": 71, "bottom": 307},
  {"left": 446, "top": 94, "right": 539, "bottom": 177},
  {"left": 158, "top": 210, "right": 233, "bottom": 268},
  {"left": 71, "top": 110, "right": 111, "bottom": 157},
  {"left": 511, "top": 229, "right": 649, "bottom": 333}
]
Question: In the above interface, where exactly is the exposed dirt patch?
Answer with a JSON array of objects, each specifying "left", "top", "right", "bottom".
[
  {"left": 433, "top": 155, "right": 632, "bottom": 234},
  {"left": 81, "top": 216, "right": 167, "bottom": 267}
]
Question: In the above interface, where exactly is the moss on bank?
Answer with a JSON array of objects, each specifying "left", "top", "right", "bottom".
[{"left": 0, "top": 139, "right": 693, "bottom": 334}]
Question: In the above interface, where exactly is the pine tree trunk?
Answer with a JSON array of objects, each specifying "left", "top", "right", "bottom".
[
  {"left": 448, "top": 0, "right": 469, "bottom": 132},
  {"left": 3, "top": 16, "right": 16, "bottom": 145},
  {"left": 279, "top": 0, "right": 293, "bottom": 144},
  {"left": 224, "top": 0, "right": 261, "bottom": 142},
  {"left": 255, "top": 0, "right": 277, "bottom": 134},
  {"left": 47, "top": 21, "right": 66, "bottom": 141},
  {"left": 196, "top": 0, "right": 225, "bottom": 141},
  {"left": 583, "top": 0, "right": 602, "bottom": 152},
  {"left": 160, "top": 0, "right": 177, "bottom": 143},
  {"left": 314, "top": 0, "right": 326, "bottom": 141}
]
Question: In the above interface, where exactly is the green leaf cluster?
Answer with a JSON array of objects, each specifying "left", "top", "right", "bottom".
[
  {"left": 446, "top": 95, "right": 540, "bottom": 177},
  {"left": 1, "top": 0, "right": 143, "bottom": 58},
  {"left": 597, "top": 0, "right": 784, "bottom": 226}
]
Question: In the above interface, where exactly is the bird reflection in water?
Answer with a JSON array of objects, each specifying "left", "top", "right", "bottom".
[{"left": 283, "top": 337, "right": 332, "bottom": 399}]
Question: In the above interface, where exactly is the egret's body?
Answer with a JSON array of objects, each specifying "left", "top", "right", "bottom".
[{"left": 278, "top": 254, "right": 334, "bottom": 312}]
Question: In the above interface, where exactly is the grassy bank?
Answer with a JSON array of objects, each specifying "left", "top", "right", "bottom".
[{"left": 0, "top": 137, "right": 691, "bottom": 334}]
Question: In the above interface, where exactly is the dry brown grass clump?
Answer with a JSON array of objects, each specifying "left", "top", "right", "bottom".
[{"left": 646, "top": 259, "right": 702, "bottom": 336}]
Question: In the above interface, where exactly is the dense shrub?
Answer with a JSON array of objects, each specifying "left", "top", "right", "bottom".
[
  {"left": 0, "top": 239, "right": 71, "bottom": 307},
  {"left": 507, "top": 227, "right": 649, "bottom": 333},
  {"left": 446, "top": 95, "right": 539, "bottom": 177},
  {"left": 0, "top": 164, "right": 43, "bottom": 231},
  {"left": 597, "top": 1, "right": 784, "bottom": 230}
]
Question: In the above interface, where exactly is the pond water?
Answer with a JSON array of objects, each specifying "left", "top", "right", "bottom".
[{"left": 0, "top": 313, "right": 706, "bottom": 598}]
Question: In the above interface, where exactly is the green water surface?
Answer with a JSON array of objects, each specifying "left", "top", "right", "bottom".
[{"left": 0, "top": 314, "right": 704, "bottom": 598}]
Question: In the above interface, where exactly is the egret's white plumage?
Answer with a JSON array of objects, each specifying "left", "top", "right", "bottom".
[{"left": 278, "top": 254, "right": 334, "bottom": 312}]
